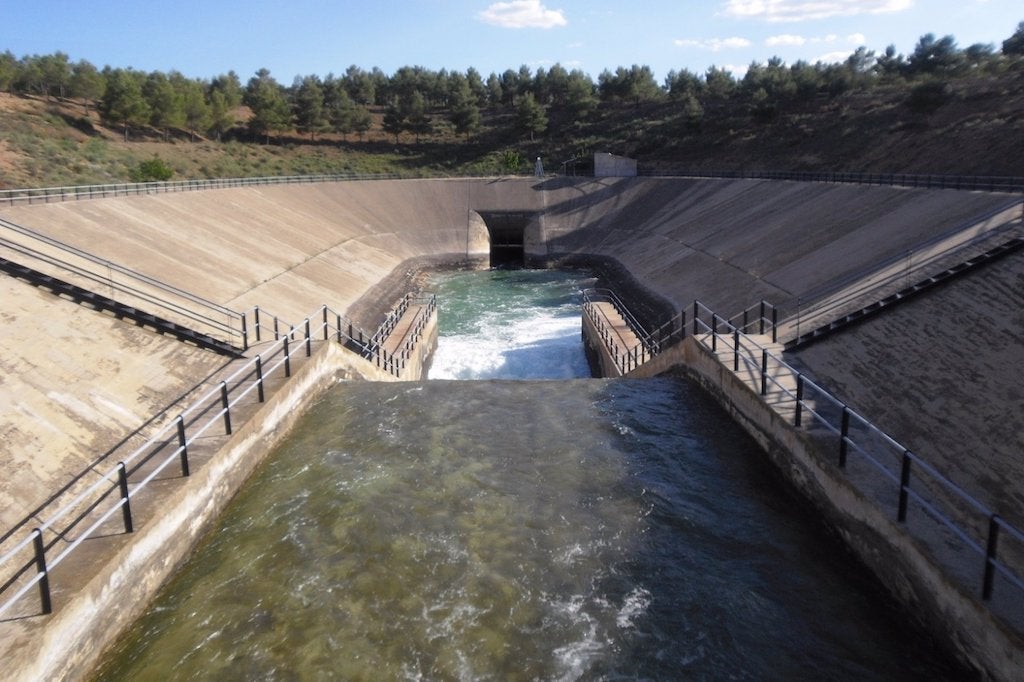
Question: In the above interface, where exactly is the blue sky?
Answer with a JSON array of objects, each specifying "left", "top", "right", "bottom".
[{"left": 2, "top": 1, "right": 1021, "bottom": 83}]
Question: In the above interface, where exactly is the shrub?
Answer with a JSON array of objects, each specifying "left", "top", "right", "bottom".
[{"left": 132, "top": 157, "right": 174, "bottom": 182}]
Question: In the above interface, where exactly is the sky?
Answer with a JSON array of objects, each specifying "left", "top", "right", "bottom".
[{"left": 1, "top": 0, "right": 1021, "bottom": 83}]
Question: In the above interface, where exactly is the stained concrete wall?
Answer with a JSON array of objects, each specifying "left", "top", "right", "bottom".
[
  {"left": 1, "top": 176, "right": 1021, "bottom": 679},
  {"left": 671, "top": 336, "right": 1023, "bottom": 680},
  {"left": 6, "top": 342, "right": 394, "bottom": 682}
]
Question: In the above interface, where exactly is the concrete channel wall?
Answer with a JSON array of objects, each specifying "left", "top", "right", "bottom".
[
  {"left": 0, "top": 177, "right": 1020, "bottom": 679},
  {"left": 614, "top": 336, "right": 1023, "bottom": 680}
]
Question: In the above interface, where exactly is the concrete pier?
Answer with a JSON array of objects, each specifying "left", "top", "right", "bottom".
[{"left": 0, "top": 176, "right": 1021, "bottom": 679}]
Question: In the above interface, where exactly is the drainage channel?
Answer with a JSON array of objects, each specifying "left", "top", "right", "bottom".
[{"left": 92, "top": 269, "right": 965, "bottom": 680}]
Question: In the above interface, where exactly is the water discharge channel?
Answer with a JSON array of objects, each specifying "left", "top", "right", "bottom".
[{"left": 93, "top": 269, "right": 962, "bottom": 680}]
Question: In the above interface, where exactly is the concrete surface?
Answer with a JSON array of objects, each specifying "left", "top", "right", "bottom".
[{"left": 0, "top": 176, "right": 1021, "bottom": 679}]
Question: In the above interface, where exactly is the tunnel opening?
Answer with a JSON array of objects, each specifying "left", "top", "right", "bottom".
[{"left": 478, "top": 211, "right": 532, "bottom": 268}]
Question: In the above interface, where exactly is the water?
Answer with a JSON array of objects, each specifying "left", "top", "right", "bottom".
[
  {"left": 427, "top": 269, "right": 592, "bottom": 380},
  {"left": 93, "top": 270, "right": 961, "bottom": 680}
]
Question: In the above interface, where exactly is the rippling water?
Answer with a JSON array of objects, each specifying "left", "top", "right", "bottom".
[{"left": 93, "top": 270, "right": 959, "bottom": 680}]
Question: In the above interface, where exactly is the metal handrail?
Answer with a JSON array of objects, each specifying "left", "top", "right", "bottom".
[
  {"left": 0, "top": 297, "right": 439, "bottom": 618},
  {"left": 0, "top": 329, "right": 300, "bottom": 619},
  {"left": 0, "top": 218, "right": 245, "bottom": 348},
  {"left": 637, "top": 168, "right": 1024, "bottom": 194},
  {"left": 689, "top": 299, "right": 1024, "bottom": 628},
  {"left": 780, "top": 200, "right": 1023, "bottom": 342},
  {"left": 0, "top": 173, "right": 408, "bottom": 206}
]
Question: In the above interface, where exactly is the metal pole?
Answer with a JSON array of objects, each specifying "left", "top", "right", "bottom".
[
  {"left": 283, "top": 337, "right": 291, "bottom": 377},
  {"left": 733, "top": 330, "right": 740, "bottom": 371},
  {"left": 177, "top": 416, "right": 189, "bottom": 476},
  {"left": 761, "top": 349, "right": 768, "bottom": 396},
  {"left": 794, "top": 375, "right": 804, "bottom": 427},
  {"left": 254, "top": 306, "right": 261, "bottom": 342},
  {"left": 839, "top": 407, "right": 850, "bottom": 468},
  {"left": 983, "top": 515, "right": 1001, "bottom": 600},
  {"left": 220, "top": 382, "right": 232, "bottom": 435},
  {"left": 255, "top": 356, "right": 265, "bottom": 403},
  {"left": 305, "top": 319, "right": 312, "bottom": 356},
  {"left": 323, "top": 307, "right": 329, "bottom": 340},
  {"left": 898, "top": 451, "right": 912, "bottom": 522},
  {"left": 240, "top": 313, "right": 249, "bottom": 352},
  {"left": 32, "top": 530, "right": 52, "bottom": 614},
  {"left": 117, "top": 462, "right": 134, "bottom": 533}
]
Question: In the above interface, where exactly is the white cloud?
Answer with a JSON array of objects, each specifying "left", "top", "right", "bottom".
[
  {"left": 478, "top": 0, "right": 568, "bottom": 29},
  {"left": 724, "top": 63, "right": 750, "bottom": 78},
  {"left": 723, "top": 0, "right": 912, "bottom": 23},
  {"left": 674, "top": 36, "right": 752, "bottom": 51},
  {"left": 766, "top": 34, "right": 806, "bottom": 46},
  {"left": 814, "top": 50, "right": 855, "bottom": 63},
  {"left": 765, "top": 32, "right": 867, "bottom": 47}
]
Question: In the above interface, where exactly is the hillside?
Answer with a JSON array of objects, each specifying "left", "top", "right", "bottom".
[{"left": 1, "top": 70, "right": 1022, "bottom": 189}]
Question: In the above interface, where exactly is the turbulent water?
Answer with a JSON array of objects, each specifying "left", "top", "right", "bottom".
[
  {"left": 427, "top": 269, "right": 592, "bottom": 380},
  {"left": 93, "top": 270, "right": 960, "bottom": 680}
]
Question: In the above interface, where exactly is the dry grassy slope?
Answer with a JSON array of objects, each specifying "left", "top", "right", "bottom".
[{"left": 1, "top": 72, "right": 1023, "bottom": 188}]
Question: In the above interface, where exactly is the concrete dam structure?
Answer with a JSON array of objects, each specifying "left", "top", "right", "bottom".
[{"left": 0, "top": 176, "right": 1022, "bottom": 679}]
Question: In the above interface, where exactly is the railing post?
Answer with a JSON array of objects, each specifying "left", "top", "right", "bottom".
[
  {"left": 323, "top": 307, "right": 329, "bottom": 341},
  {"left": 733, "top": 330, "right": 740, "bottom": 371},
  {"left": 254, "top": 306, "right": 261, "bottom": 342},
  {"left": 273, "top": 316, "right": 280, "bottom": 341},
  {"left": 761, "top": 349, "right": 768, "bottom": 396},
  {"left": 839, "top": 407, "right": 850, "bottom": 468},
  {"left": 680, "top": 310, "right": 687, "bottom": 341},
  {"left": 759, "top": 301, "right": 766, "bottom": 335},
  {"left": 176, "top": 416, "right": 190, "bottom": 476},
  {"left": 305, "top": 319, "right": 312, "bottom": 357},
  {"left": 255, "top": 356, "right": 265, "bottom": 403},
  {"left": 693, "top": 301, "right": 699, "bottom": 336},
  {"left": 240, "top": 313, "right": 249, "bottom": 352},
  {"left": 337, "top": 314, "right": 343, "bottom": 343},
  {"left": 983, "top": 515, "right": 1001, "bottom": 600},
  {"left": 283, "top": 337, "right": 291, "bottom": 377},
  {"left": 220, "top": 382, "right": 232, "bottom": 435},
  {"left": 772, "top": 307, "right": 778, "bottom": 343},
  {"left": 711, "top": 315, "right": 718, "bottom": 352},
  {"left": 117, "top": 462, "right": 134, "bottom": 533},
  {"left": 794, "top": 374, "right": 804, "bottom": 427},
  {"left": 32, "top": 529, "right": 53, "bottom": 614},
  {"left": 898, "top": 450, "right": 912, "bottom": 522}
]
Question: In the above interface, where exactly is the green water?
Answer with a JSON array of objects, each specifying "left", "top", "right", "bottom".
[{"left": 92, "top": 271, "right": 963, "bottom": 680}]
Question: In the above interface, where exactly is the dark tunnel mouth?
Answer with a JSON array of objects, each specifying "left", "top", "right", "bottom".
[{"left": 479, "top": 211, "right": 532, "bottom": 268}]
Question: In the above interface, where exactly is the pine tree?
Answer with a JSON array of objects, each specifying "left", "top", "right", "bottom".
[{"left": 516, "top": 93, "right": 547, "bottom": 141}]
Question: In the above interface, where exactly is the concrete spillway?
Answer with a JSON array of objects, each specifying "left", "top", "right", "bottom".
[{"left": 0, "top": 176, "right": 1021, "bottom": 678}]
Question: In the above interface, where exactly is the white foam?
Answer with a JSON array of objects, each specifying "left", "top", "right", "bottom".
[{"left": 429, "top": 309, "right": 588, "bottom": 380}]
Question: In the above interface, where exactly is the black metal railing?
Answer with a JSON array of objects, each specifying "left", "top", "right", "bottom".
[
  {"left": 0, "top": 217, "right": 247, "bottom": 350},
  {"left": 0, "top": 173, "right": 407, "bottom": 206},
  {"left": 0, "top": 329, "right": 300, "bottom": 620},
  {"left": 581, "top": 288, "right": 657, "bottom": 374},
  {"left": 637, "top": 168, "right": 1024, "bottom": 194},
  {"left": 688, "top": 300, "right": 1024, "bottom": 634},
  {"left": 779, "top": 199, "right": 1023, "bottom": 345},
  {"left": 0, "top": 298, "right": 438, "bottom": 619}
]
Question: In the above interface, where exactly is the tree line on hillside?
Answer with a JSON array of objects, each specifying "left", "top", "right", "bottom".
[{"left": 1, "top": 21, "right": 1022, "bottom": 146}]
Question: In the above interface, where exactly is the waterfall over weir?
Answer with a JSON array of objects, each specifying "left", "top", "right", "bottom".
[{"left": 94, "top": 270, "right": 961, "bottom": 680}]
